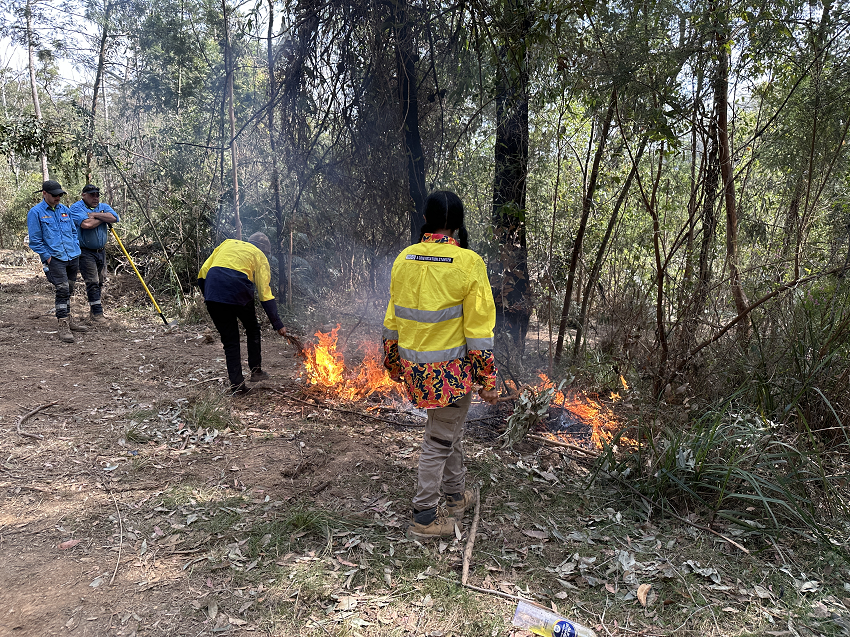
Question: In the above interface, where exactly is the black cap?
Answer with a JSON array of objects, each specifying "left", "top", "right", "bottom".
[
  {"left": 42, "top": 180, "right": 66, "bottom": 196},
  {"left": 81, "top": 184, "right": 100, "bottom": 195}
]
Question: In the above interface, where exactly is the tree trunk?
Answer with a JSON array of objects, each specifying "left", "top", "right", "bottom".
[
  {"left": 266, "top": 0, "right": 287, "bottom": 303},
  {"left": 393, "top": 0, "right": 427, "bottom": 244},
  {"left": 491, "top": 6, "right": 531, "bottom": 352},
  {"left": 25, "top": 0, "right": 48, "bottom": 181},
  {"left": 222, "top": 0, "right": 241, "bottom": 239},
  {"left": 573, "top": 137, "right": 646, "bottom": 357},
  {"left": 554, "top": 89, "right": 616, "bottom": 365},
  {"left": 87, "top": 1, "right": 113, "bottom": 183},
  {"left": 715, "top": 21, "right": 749, "bottom": 329}
]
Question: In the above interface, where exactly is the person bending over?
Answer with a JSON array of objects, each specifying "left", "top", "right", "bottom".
[{"left": 198, "top": 233, "right": 286, "bottom": 393}]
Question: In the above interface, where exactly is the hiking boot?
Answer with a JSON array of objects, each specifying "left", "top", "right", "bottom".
[
  {"left": 446, "top": 490, "right": 474, "bottom": 519},
  {"left": 250, "top": 369, "right": 271, "bottom": 382},
  {"left": 406, "top": 507, "right": 461, "bottom": 540},
  {"left": 57, "top": 318, "right": 75, "bottom": 343},
  {"left": 90, "top": 312, "right": 108, "bottom": 325},
  {"left": 68, "top": 314, "right": 89, "bottom": 332}
]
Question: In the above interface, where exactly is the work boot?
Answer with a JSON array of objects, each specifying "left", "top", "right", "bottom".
[
  {"left": 57, "top": 318, "right": 75, "bottom": 343},
  {"left": 406, "top": 507, "right": 461, "bottom": 541},
  {"left": 250, "top": 369, "right": 270, "bottom": 382},
  {"left": 90, "top": 312, "right": 108, "bottom": 325},
  {"left": 68, "top": 314, "right": 89, "bottom": 332},
  {"left": 446, "top": 490, "right": 474, "bottom": 519}
]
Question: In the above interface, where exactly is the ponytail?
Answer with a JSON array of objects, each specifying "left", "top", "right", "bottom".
[{"left": 457, "top": 226, "right": 469, "bottom": 249}]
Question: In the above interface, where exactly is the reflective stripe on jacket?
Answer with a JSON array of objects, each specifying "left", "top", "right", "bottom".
[{"left": 383, "top": 234, "right": 497, "bottom": 408}]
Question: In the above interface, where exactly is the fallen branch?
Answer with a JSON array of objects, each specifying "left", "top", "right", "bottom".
[
  {"left": 462, "top": 487, "right": 481, "bottom": 586},
  {"left": 281, "top": 330, "right": 307, "bottom": 359},
  {"left": 436, "top": 575, "right": 530, "bottom": 603},
  {"left": 528, "top": 434, "right": 599, "bottom": 457},
  {"left": 17, "top": 400, "right": 58, "bottom": 439},
  {"left": 109, "top": 490, "right": 124, "bottom": 585},
  {"left": 266, "top": 388, "right": 425, "bottom": 428}
]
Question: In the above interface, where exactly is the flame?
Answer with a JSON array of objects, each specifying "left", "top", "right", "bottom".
[
  {"left": 535, "top": 373, "right": 628, "bottom": 449},
  {"left": 303, "top": 325, "right": 401, "bottom": 401}
]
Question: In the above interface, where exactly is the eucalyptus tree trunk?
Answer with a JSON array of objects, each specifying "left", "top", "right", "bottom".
[
  {"left": 1, "top": 73, "right": 19, "bottom": 184},
  {"left": 714, "top": 6, "right": 749, "bottom": 331},
  {"left": 87, "top": 1, "right": 113, "bottom": 183},
  {"left": 25, "top": 0, "right": 48, "bottom": 181},
  {"left": 393, "top": 0, "right": 427, "bottom": 244},
  {"left": 222, "top": 0, "right": 241, "bottom": 239},
  {"left": 491, "top": 1, "right": 531, "bottom": 353},
  {"left": 266, "top": 0, "right": 287, "bottom": 303},
  {"left": 554, "top": 89, "right": 616, "bottom": 365}
]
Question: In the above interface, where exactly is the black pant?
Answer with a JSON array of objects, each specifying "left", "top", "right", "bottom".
[
  {"left": 44, "top": 257, "right": 79, "bottom": 319},
  {"left": 206, "top": 300, "right": 261, "bottom": 386},
  {"left": 79, "top": 247, "right": 106, "bottom": 315}
]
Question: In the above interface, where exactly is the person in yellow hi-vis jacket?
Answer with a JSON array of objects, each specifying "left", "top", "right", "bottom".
[
  {"left": 383, "top": 191, "right": 499, "bottom": 540},
  {"left": 198, "top": 232, "right": 287, "bottom": 394}
]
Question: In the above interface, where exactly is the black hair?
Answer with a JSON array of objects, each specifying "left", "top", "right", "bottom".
[{"left": 419, "top": 190, "right": 469, "bottom": 249}]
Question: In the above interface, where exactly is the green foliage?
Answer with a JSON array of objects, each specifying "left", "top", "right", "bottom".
[
  {"left": 183, "top": 389, "right": 239, "bottom": 431},
  {"left": 500, "top": 378, "right": 569, "bottom": 448},
  {"left": 592, "top": 402, "right": 850, "bottom": 558}
]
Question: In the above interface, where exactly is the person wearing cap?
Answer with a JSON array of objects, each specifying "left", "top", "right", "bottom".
[
  {"left": 69, "top": 184, "right": 119, "bottom": 324},
  {"left": 27, "top": 180, "right": 89, "bottom": 343},
  {"left": 197, "top": 233, "right": 287, "bottom": 393}
]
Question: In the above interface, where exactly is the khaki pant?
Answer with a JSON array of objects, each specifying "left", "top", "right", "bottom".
[{"left": 413, "top": 391, "right": 472, "bottom": 511}]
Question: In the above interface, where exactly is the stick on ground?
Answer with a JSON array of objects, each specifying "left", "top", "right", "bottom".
[
  {"left": 17, "top": 400, "right": 58, "bottom": 439},
  {"left": 461, "top": 486, "right": 481, "bottom": 586}
]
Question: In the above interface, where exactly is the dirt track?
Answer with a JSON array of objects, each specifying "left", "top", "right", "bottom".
[{"left": 0, "top": 252, "right": 435, "bottom": 636}]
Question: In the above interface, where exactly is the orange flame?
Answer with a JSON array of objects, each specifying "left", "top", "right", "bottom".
[
  {"left": 535, "top": 373, "right": 627, "bottom": 449},
  {"left": 303, "top": 325, "right": 401, "bottom": 401}
]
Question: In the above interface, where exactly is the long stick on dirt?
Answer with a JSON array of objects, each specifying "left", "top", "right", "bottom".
[
  {"left": 109, "top": 490, "right": 124, "bottom": 585},
  {"left": 17, "top": 401, "right": 58, "bottom": 439},
  {"left": 528, "top": 434, "right": 599, "bottom": 457},
  {"left": 461, "top": 486, "right": 481, "bottom": 586}
]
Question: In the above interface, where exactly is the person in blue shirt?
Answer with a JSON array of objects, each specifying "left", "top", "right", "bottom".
[
  {"left": 27, "top": 180, "right": 89, "bottom": 343},
  {"left": 69, "top": 184, "right": 119, "bottom": 324}
]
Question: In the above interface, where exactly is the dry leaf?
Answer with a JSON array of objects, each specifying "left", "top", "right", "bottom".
[
  {"left": 336, "top": 596, "right": 358, "bottom": 611},
  {"left": 207, "top": 601, "right": 218, "bottom": 620},
  {"left": 522, "top": 529, "right": 549, "bottom": 540},
  {"left": 637, "top": 583, "right": 652, "bottom": 607},
  {"left": 59, "top": 539, "right": 81, "bottom": 550}
]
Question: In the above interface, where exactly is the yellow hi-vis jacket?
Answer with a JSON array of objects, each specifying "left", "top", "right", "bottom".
[
  {"left": 383, "top": 234, "right": 497, "bottom": 408},
  {"left": 197, "top": 239, "right": 284, "bottom": 331}
]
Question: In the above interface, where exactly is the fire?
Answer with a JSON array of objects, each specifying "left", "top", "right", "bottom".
[
  {"left": 534, "top": 373, "right": 627, "bottom": 449},
  {"left": 302, "top": 325, "right": 401, "bottom": 400}
]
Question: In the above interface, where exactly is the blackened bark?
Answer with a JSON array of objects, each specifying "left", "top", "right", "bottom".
[
  {"left": 267, "top": 0, "right": 287, "bottom": 303},
  {"left": 393, "top": 0, "right": 427, "bottom": 244},
  {"left": 573, "top": 137, "right": 646, "bottom": 357},
  {"left": 492, "top": 21, "right": 531, "bottom": 352},
  {"left": 87, "top": 1, "right": 113, "bottom": 182}
]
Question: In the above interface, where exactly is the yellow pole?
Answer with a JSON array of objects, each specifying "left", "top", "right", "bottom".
[{"left": 109, "top": 226, "right": 169, "bottom": 324}]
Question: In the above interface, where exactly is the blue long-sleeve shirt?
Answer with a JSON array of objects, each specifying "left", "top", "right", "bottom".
[
  {"left": 27, "top": 199, "right": 81, "bottom": 263},
  {"left": 69, "top": 200, "right": 120, "bottom": 250}
]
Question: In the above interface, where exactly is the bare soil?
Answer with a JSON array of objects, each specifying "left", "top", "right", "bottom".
[{"left": 0, "top": 252, "right": 436, "bottom": 636}]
